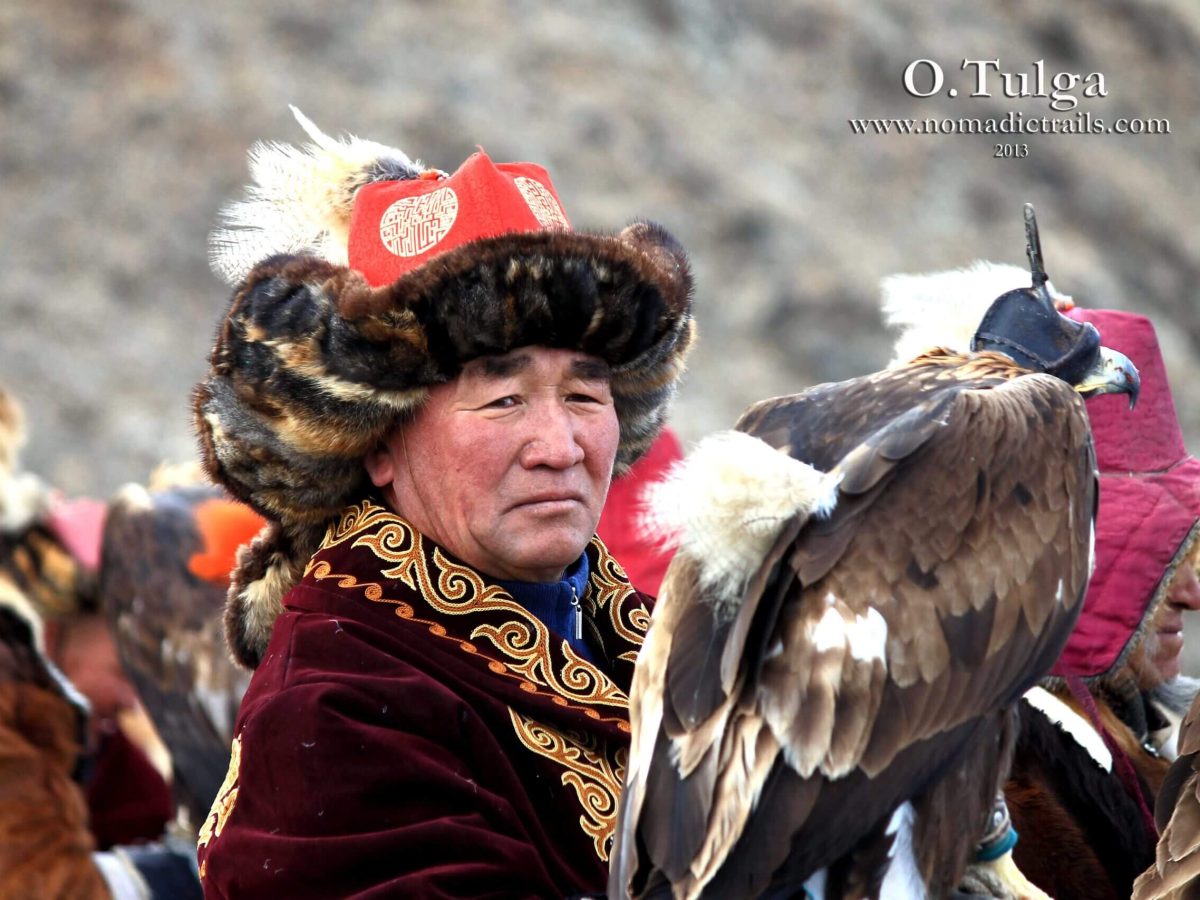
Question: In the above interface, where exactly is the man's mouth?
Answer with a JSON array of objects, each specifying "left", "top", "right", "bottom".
[
  {"left": 512, "top": 493, "right": 584, "bottom": 512},
  {"left": 1157, "top": 615, "right": 1185, "bottom": 637}
]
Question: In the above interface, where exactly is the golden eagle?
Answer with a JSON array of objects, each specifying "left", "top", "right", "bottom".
[
  {"left": 610, "top": 207, "right": 1140, "bottom": 899},
  {"left": 97, "top": 476, "right": 263, "bottom": 829}
]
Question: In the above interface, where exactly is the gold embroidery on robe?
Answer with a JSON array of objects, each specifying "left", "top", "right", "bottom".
[
  {"left": 588, "top": 534, "right": 651, "bottom": 663},
  {"left": 508, "top": 709, "right": 627, "bottom": 862},
  {"left": 197, "top": 734, "right": 242, "bottom": 857},
  {"left": 307, "top": 502, "right": 650, "bottom": 722}
]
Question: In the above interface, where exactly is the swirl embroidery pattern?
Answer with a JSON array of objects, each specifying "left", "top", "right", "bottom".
[
  {"left": 508, "top": 709, "right": 626, "bottom": 861},
  {"left": 304, "top": 500, "right": 646, "bottom": 861},
  {"left": 197, "top": 734, "right": 242, "bottom": 861},
  {"left": 308, "top": 502, "right": 635, "bottom": 716},
  {"left": 589, "top": 538, "right": 651, "bottom": 664}
]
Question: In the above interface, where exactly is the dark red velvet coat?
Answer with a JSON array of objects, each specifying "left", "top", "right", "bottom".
[{"left": 197, "top": 501, "right": 652, "bottom": 898}]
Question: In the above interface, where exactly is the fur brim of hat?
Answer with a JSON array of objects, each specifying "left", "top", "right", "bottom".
[{"left": 196, "top": 223, "right": 693, "bottom": 667}]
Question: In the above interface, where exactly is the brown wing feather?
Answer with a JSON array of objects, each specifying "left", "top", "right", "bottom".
[
  {"left": 615, "top": 353, "right": 1096, "bottom": 898},
  {"left": 664, "top": 601, "right": 733, "bottom": 732},
  {"left": 1135, "top": 693, "right": 1200, "bottom": 899}
]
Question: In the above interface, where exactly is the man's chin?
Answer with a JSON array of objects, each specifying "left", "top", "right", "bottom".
[
  {"left": 1143, "top": 653, "right": 1182, "bottom": 688},
  {"left": 1159, "top": 659, "right": 1183, "bottom": 683},
  {"left": 506, "top": 507, "right": 596, "bottom": 540},
  {"left": 501, "top": 536, "right": 595, "bottom": 583}
]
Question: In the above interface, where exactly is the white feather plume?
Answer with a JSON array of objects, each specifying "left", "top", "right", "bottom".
[
  {"left": 643, "top": 430, "right": 841, "bottom": 617},
  {"left": 881, "top": 260, "right": 1073, "bottom": 365},
  {"left": 209, "top": 106, "right": 423, "bottom": 285}
]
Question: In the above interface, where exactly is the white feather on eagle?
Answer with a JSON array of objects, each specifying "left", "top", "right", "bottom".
[
  {"left": 641, "top": 430, "right": 842, "bottom": 618},
  {"left": 882, "top": 260, "right": 1073, "bottom": 363}
]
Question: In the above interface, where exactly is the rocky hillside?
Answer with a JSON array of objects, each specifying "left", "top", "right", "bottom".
[{"left": 3, "top": 0, "right": 1197, "bottom": 496}]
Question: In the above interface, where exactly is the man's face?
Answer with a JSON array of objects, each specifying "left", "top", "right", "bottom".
[
  {"left": 1136, "top": 561, "right": 1200, "bottom": 687},
  {"left": 366, "top": 346, "right": 620, "bottom": 582}
]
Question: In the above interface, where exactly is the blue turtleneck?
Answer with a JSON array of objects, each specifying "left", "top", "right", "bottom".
[{"left": 496, "top": 554, "right": 596, "bottom": 664}]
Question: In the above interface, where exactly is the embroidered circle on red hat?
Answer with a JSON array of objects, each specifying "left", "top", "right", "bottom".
[
  {"left": 515, "top": 177, "right": 569, "bottom": 230},
  {"left": 379, "top": 187, "right": 460, "bottom": 257}
]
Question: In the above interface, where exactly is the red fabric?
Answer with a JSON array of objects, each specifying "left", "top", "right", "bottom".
[
  {"left": 1065, "top": 675, "right": 1158, "bottom": 842},
  {"left": 349, "top": 152, "right": 570, "bottom": 287},
  {"left": 1052, "top": 310, "right": 1200, "bottom": 677},
  {"left": 197, "top": 503, "right": 650, "bottom": 899},
  {"left": 597, "top": 427, "right": 683, "bottom": 596},
  {"left": 84, "top": 726, "right": 174, "bottom": 849}
]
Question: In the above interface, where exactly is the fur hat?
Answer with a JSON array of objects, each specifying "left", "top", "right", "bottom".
[{"left": 194, "top": 109, "right": 695, "bottom": 667}]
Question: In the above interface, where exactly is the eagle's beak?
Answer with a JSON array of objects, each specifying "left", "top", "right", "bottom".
[{"left": 1075, "top": 346, "right": 1141, "bottom": 408}]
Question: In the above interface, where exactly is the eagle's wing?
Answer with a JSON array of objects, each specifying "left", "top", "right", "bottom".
[
  {"left": 98, "top": 483, "right": 260, "bottom": 829},
  {"left": 1134, "top": 695, "right": 1200, "bottom": 899},
  {"left": 612, "top": 355, "right": 1096, "bottom": 899}
]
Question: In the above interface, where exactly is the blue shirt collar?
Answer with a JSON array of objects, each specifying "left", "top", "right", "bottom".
[{"left": 496, "top": 554, "right": 594, "bottom": 663}]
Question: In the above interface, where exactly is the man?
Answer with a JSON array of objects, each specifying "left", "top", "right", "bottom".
[
  {"left": 192, "top": 110, "right": 693, "bottom": 897},
  {"left": 1003, "top": 308, "right": 1200, "bottom": 900}
]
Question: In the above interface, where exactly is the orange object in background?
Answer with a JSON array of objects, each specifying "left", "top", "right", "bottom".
[{"left": 187, "top": 498, "right": 266, "bottom": 583}]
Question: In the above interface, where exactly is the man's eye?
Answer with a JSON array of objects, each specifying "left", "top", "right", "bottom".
[
  {"left": 483, "top": 396, "right": 518, "bottom": 409},
  {"left": 567, "top": 393, "right": 603, "bottom": 404}
]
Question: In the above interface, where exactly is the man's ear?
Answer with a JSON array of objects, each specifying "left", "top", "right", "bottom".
[{"left": 363, "top": 439, "right": 398, "bottom": 489}]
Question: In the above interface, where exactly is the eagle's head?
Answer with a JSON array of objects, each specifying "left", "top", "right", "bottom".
[
  {"left": 881, "top": 205, "right": 1140, "bottom": 406},
  {"left": 970, "top": 205, "right": 1140, "bottom": 406}
]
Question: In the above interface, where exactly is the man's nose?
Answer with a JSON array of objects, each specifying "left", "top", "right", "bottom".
[
  {"left": 1169, "top": 564, "right": 1200, "bottom": 611},
  {"left": 521, "top": 401, "right": 585, "bottom": 469}
]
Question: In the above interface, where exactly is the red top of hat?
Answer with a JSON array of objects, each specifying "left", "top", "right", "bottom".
[
  {"left": 1052, "top": 309, "right": 1200, "bottom": 677},
  {"left": 348, "top": 151, "right": 571, "bottom": 287}
]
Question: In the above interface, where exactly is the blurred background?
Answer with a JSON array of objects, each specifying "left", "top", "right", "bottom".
[{"left": 2, "top": 2, "right": 1198, "bottom": 650}]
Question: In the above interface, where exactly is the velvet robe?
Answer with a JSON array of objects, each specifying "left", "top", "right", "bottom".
[{"left": 197, "top": 500, "right": 652, "bottom": 898}]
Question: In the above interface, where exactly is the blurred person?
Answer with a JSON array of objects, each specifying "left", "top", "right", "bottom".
[
  {"left": 0, "top": 385, "right": 113, "bottom": 898},
  {"left": 1135, "top": 631, "right": 1200, "bottom": 899},
  {"left": 0, "top": 385, "right": 208, "bottom": 899},
  {"left": 87, "top": 469, "right": 266, "bottom": 900},
  {"left": 41, "top": 491, "right": 178, "bottom": 855},
  {"left": 191, "top": 111, "right": 693, "bottom": 897},
  {"left": 1002, "top": 308, "right": 1200, "bottom": 900},
  {"left": 42, "top": 611, "right": 173, "bottom": 851}
]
